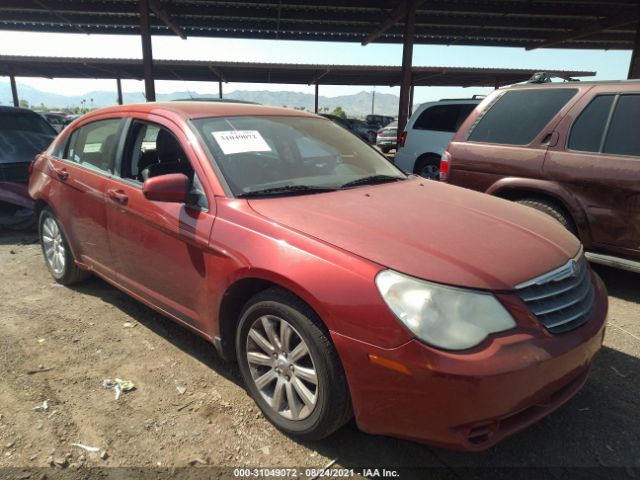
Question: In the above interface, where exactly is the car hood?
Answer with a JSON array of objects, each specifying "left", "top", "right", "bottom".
[{"left": 247, "top": 178, "right": 580, "bottom": 290}]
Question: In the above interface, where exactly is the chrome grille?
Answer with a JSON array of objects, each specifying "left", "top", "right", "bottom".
[{"left": 516, "top": 253, "right": 594, "bottom": 334}]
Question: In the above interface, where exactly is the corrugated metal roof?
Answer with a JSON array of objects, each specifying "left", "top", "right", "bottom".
[
  {"left": 0, "top": 55, "right": 595, "bottom": 87},
  {"left": 0, "top": 1, "right": 637, "bottom": 50}
]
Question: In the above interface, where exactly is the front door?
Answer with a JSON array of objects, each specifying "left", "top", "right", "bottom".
[{"left": 104, "top": 116, "right": 216, "bottom": 334}]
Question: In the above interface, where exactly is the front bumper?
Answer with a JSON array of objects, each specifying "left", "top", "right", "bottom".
[{"left": 332, "top": 271, "right": 608, "bottom": 450}]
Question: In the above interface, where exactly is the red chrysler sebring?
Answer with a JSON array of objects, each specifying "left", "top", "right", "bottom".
[{"left": 28, "top": 102, "right": 607, "bottom": 450}]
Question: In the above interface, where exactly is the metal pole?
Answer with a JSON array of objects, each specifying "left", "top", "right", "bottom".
[
  {"left": 628, "top": 20, "right": 640, "bottom": 79},
  {"left": 139, "top": 0, "right": 156, "bottom": 101},
  {"left": 371, "top": 87, "right": 375, "bottom": 114},
  {"left": 10, "top": 75, "right": 19, "bottom": 107},
  {"left": 116, "top": 78, "right": 123, "bottom": 105},
  {"left": 397, "top": 0, "right": 415, "bottom": 140},
  {"left": 409, "top": 85, "right": 414, "bottom": 117},
  {"left": 315, "top": 83, "right": 319, "bottom": 113},
  {"left": 219, "top": 80, "right": 223, "bottom": 99}
]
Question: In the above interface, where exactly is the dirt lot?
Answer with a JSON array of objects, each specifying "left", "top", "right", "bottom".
[{"left": 0, "top": 229, "right": 638, "bottom": 479}]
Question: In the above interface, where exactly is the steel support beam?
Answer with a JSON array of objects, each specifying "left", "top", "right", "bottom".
[
  {"left": 148, "top": 0, "right": 186, "bottom": 39},
  {"left": 629, "top": 21, "right": 640, "bottom": 79},
  {"left": 218, "top": 80, "right": 223, "bottom": 99},
  {"left": 139, "top": 0, "right": 156, "bottom": 101},
  {"left": 315, "top": 83, "right": 319, "bottom": 113},
  {"left": 116, "top": 78, "right": 123, "bottom": 105},
  {"left": 397, "top": 0, "right": 415, "bottom": 141},
  {"left": 362, "top": 0, "right": 425, "bottom": 46},
  {"left": 10, "top": 75, "right": 19, "bottom": 107},
  {"left": 409, "top": 84, "right": 414, "bottom": 117}
]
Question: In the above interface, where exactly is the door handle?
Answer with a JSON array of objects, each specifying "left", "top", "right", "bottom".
[
  {"left": 51, "top": 166, "right": 69, "bottom": 181},
  {"left": 107, "top": 188, "right": 129, "bottom": 205}
]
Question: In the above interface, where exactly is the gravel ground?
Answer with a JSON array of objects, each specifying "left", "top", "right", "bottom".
[{"left": 0, "top": 229, "right": 638, "bottom": 479}]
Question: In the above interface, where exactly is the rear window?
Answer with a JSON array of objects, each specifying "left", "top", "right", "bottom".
[
  {"left": 413, "top": 104, "right": 476, "bottom": 133},
  {"left": 0, "top": 111, "right": 56, "bottom": 135},
  {"left": 603, "top": 94, "right": 640, "bottom": 157},
  {"left": 568, "top": 95, "right": 615, "bottom": 153},
  {"left": 467, "top": 88, "right": 577, "bottom": 145}
]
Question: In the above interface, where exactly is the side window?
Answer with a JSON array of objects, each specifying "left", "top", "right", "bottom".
[
  {"left": 121, "top": 121, "right": 208, "bottom": 209},
  {"left": 65, "top": 118, "right": 121, "bottom": 174},
  {"left": 568, "top": 95, "right": 615, "bottom": 153},
  {"left": 414, "top": 104, "right": 475, "bottom": 133},
  {"left": 603, "top": 95, "right": 640, "bottom": 157},
  {"left": 468, "top": 88, "right": 578, "bottom": 145}
]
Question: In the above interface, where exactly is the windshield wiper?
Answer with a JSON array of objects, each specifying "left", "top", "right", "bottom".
[
  {"left": 237, "top": 185, "right": 337, "bottom": 198},
  {"left": 340, "top": 174, "right": 405, "bottom": 189}
]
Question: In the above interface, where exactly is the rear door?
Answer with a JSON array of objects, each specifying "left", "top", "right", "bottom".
[
  {"left": 104, "top": 115, "right": 216, "bottom": 334},
  {"left": 545, "top": 88, "right": 640, "bottom": 255},
  {"left": 47, "top": 117, "right": 124, "bottom": 276},
  {"left": 447, "top": 87, "right": 581, "bottom": 191}
]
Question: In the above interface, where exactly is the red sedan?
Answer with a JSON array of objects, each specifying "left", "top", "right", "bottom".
[{"left": 28, "top": 102, "right": 607, "bottom": 450}]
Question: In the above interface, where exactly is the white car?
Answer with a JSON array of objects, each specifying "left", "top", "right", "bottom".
[{"left": 394, "top": 98, "right": 481, "bottom": 179}]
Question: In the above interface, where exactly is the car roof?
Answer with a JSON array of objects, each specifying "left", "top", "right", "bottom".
[
  {"left": 0, "top": 106, "right": 41, "bottom": 115},
  {"left": 508, "top": 79, "right": 640, "bottom": 89},
  {"left": 88, "top": 101, "right": 320, "bottom": 121}
]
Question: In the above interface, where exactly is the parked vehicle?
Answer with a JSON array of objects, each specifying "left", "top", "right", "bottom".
[
  {"left": 443, "top": 80, "right": 640, "bottom": 273},
  {"left": 29, "top": 102, "right": 607, "bottom": 450},
  {"left": 366, "top": 114, "right": 394, "bottom": 129},
  {"left": 376, "top": 120, "right": 397, "bottom": 154},
  {"left": 0, "top": 106, "right": 56, "bottom": 228},
  {"left": 320, "top": 114, "right": 374, "bottom": 143},
  {"left": 345, "top": 118, "right": 376, "bottom": 143},
  {"left": 42, "top": 112, "right": 68, "bottom": 133},
  {"left": 394, "top": 98, "right": 481, "bottom": 179}
]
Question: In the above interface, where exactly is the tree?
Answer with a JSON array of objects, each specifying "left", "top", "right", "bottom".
[
  {"left": 330, "top": 106, "right": 346, "bottom": 118},
  {"left": 19, "top": 99, "right": 29, "bottom": 109}
]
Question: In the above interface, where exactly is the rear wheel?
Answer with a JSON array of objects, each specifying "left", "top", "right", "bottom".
[
  {"left": 380, "top": 147, "right": 390, "bottom": 154},
  {"left": 236, "top": 287, "right": 351, "bottom": 441},
  {"left": 516, "top": 198, "right": 576, "bottom": 234},
  {"left": 414, "top": 155, "right": 441, "bottom": 180},
  {"left": 39, "top": 207, "right": 90, "bottom": 285}
]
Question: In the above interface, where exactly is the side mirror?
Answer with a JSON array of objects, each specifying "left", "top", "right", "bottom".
[{"left": 143, "top": 173, "right": 190, "bottom": 203}]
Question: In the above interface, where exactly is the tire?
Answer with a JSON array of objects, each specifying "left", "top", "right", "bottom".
[
  {"left": 516, "top": 198, "right": 576, "bottom": 234},
  {"left": 414, "top": 156, "right": 440, "bottom": 180},
  {"left": 38, "top": 207, "right": 90, "bottom": 285},
  {"left": 380, "top": 147, "right": 390, "bottom": 154},
  {"left": 236, "top": 287, "right": 352, "bottom": 441}
]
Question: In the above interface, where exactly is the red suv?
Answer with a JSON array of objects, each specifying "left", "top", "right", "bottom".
[
  {"left": 28, "top": 102, "right": 607, "bottom": 450},
  {"left": 442, "top": 81, "right": 640, "bottom": 273}
]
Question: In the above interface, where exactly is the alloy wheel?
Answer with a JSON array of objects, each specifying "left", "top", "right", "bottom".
[
  {"left": 41, "top": 217, "right": 66, "bottom": 276},
  {"left": 245, "top": 315, "right": 319, "bottom": 421},
  {"left": 420, "top": 163, "right": 440, "bottom": 180}
]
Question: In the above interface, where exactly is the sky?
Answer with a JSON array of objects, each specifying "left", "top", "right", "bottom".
[{"left": 0, "top": 30, "right": 632, "bottom": 104}]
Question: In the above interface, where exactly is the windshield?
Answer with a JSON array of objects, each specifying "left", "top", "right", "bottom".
[
  {"left": 0, "top": 112, "right": 57, "bottom": 136},
  {"left": 193, "top": 115, "right": 406, "bottom": 197}
]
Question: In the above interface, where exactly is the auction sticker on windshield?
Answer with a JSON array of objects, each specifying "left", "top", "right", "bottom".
[{"left": 212, "top": 130, "right": 271, "bottom": 155}]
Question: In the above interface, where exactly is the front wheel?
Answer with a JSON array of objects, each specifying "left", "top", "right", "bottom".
[
  {"left": 39, "top": 207, "right": 90, "bottom": 285},
  {"left": 236, "top": 288, "right": 352, "bottom": 441}
]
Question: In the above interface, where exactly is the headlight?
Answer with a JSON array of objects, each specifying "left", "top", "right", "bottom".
[{"left": 375, "top": 270, "right": 516, "bottom": 350}]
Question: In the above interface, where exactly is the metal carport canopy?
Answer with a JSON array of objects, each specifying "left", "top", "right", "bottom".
[
  {"left": 0, "top": 0, "right": 638, "bottom": 50},
  {"left": 0, "top": 56, "right": 595, "bottom": 87}
]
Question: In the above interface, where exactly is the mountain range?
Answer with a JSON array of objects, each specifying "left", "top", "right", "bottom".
[{"left": 0, "top": 81, "right": 400, "bottom": 117}]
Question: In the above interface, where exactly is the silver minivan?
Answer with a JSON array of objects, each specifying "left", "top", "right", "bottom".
[{"left": 394, "top": 98, "right": 480, "bottom": 179}]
